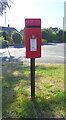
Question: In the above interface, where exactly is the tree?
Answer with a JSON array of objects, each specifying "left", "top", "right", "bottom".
[
  {"left": 0, "top": 0, "right": 13, "bottom": 15},
  {"left": 12, "top": 31, "right": 23, "bottom": 44}
]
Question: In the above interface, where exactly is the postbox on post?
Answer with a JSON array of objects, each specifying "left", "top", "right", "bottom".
[
  {"left": 25, "top": 18, "right": 41, "bottom": 100},
  {"left": 25, "top": 19, "right": 41, "bottom": 58}
]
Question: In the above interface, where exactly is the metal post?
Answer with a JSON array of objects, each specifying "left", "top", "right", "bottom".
[{"left": 31, "top": 58, "right": 35, "bottom": 101}]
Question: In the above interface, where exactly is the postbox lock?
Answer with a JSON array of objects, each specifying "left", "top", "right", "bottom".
[{"left": 32, "top": 35, "right": 35, "bottom": 38}]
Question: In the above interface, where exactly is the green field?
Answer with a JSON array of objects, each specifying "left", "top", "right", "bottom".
[{"left": 2, "top": 62, "right": 65, "bottom": 118}]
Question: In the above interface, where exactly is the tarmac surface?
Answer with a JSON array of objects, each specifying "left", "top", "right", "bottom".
[{"left": 0, "top": 43, "right": 65, "bottom": 64}]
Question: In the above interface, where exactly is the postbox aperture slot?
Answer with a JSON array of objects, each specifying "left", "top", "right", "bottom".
[{"left": 26, "top": 25, "right": 40, "bottom": 28}]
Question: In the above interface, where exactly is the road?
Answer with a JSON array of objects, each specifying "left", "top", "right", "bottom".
[{"left": 0, "top": 43, "right": 65, "bottom": 64}]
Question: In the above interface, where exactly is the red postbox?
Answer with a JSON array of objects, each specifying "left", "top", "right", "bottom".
[{"left": 25, "top": 18, "right": 41, "bottom": 58}]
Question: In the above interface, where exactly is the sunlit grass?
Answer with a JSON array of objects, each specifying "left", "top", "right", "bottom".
[{"left": 2, "top": 62, "right": 64, "bottom": 118}]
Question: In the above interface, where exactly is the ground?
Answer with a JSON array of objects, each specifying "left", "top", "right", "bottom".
[{"left": 2, "top": 62, "right": 65, "bottom": 119}]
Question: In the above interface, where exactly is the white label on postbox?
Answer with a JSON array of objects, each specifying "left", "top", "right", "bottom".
[{"left": 30, "top": 39, "right": 37, "bottom": 51}]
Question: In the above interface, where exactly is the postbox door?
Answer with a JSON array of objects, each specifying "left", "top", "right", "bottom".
[{"left": 25, "top": 27, "right": 41, "bottom": 58}]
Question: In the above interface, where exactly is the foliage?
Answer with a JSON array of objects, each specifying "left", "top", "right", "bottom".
[
  {"left": 42, "top": 29, "right": 49, "bottom": 40},
  {"left": 56, "top": 30, "right": 64, "bottom": 42},
  {"left": 0, "top": 36, "right": 4, "bottom": 47},
  {"left": 0, "top": 36, "right": 9, "bottom": 47},
  {"left": 42, "top": 39, "right": 47, "bottom": 44},
  {"left": 22, "top": 35, "right": 25, "bottom": 45},
  {"left": 2, "top": 40, "right": 9, "bottom": 47},
  {"left": 2, "top": 62, "right": 64, "bottom": 118},
  {"left": 8, "top": 36, "right": 11, "bottom": 43},
  {"left": 42, "top": 28, "right": 54, "bottom": 42},
  {"left": 0, "top": 0, "right": 13, "bottom": 15},
  {"left": 51, "top": 32, "right": 58, "bottom": 41},
  {"left": 0, "top": 31, "right": 8, "bottom": 40},
  {"left": 42, "top": 28, "right": 64, "bottom": 42},
  {"left": 12, "top": 31, "right": 23, "bottom": 44},
  {"left": 0, "top": 36, "right": 4, "bottom": 41},
  {"left": 64, "top": 30, "right": 66, "bottom": 42}
]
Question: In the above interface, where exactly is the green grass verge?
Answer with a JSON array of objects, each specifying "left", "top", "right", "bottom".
[{"left": 2, "top": 62, "right": 65, "bottom": 118}]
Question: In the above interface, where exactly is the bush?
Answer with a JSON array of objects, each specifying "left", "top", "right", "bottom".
[
  {"left": 51, "top": 32, "right": 58, "bottom": 42},
  {"left": 22, "top": 35, "right": 25, "bottom": 45},
  {"left": 0, "top": 36, "right": 4, "bottom": 41},
  {"left": 2, "top": 40, "right": 9, "bottom": 47},
  {"left": 8, "top": 36, "right": 12, "bottom": 43},
  {"left": 0, "top": 36, "right": 4, "bottom": 47},
  {"left": 0, "top": 31, "right": 8, "bottom": 40},
  {"left": 12, "top": 31, "right": 23, "bottom": 44},
  {"left": 42, "top": 39, "right": 47, "bottom": 44},
  {"left": 42, "top": 28, "right": 64, "bottom": 42},
  {"left": 0, "top": 36, "right": 9, "bottom": 47},
  {"left": 42, "top": 28, "right": 54, "bottom": 42},
  {"left": 56, "top": 30, "right": 64, "bottom": 42}
]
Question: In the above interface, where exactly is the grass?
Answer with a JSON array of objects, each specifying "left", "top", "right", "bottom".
[{"left": 2, "top": 62, "right": 65, "bottom": 118}]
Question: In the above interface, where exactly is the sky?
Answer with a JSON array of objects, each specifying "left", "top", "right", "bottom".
[{"left": 0, "top": 0, "right": 65, "bottom": 31}]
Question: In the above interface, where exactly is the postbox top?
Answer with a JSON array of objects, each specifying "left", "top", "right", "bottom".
[{"left": 25, "top": 18, "right": 41, "bottom": 27}]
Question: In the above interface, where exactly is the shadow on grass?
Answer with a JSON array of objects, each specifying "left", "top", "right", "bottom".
[
  {"left": 1, "top": 55, "right": 23, "bottom": 62},
  {"left": 2, "top": 62, "right": 65, "bottom": 119},
  {"left": 35, "top": 65, "right": 59, "bottom": 70}
]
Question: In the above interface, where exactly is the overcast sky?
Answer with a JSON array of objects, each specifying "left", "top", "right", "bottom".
[{"left": 0, "top": 0, "right": 65, "bottom": 31}]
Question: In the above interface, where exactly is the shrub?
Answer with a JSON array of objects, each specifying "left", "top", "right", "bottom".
[
  {"left": 8, "top": 36, "right": 12, "bottom": 43},
  {"left": 0, "top": 31, "right": 8, "bottom": 40},
  {"left": 2, "top": 40, "right": 9, "bottom": 47},
  {"left": 42, "top": 28, "right": 54, "bottom": 42},
  {"left": 0, "top": 36, "right": 4, "bottom": 41},
  {"left": 56, "top": 30, "right": 64, "bottom": 42},
  {"left": 42, "top": 39, "right": 47, "bottom": 44},
  {"left": 0, "top": 36, "right": 9, "bottom": 47},
  {"left": 21, "top": 35, "right": 24, "bottom": 45},
  {"left": 51, "top": 32, "right": 58, "bottom": 42},
  {"left": 12, "top": 31, "right": 23, "bottom": 44},
  {"left": 0, "top": 36, "right": 4, "bottom": 47}
]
